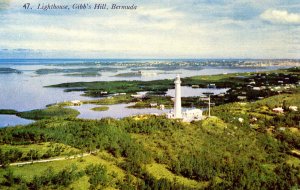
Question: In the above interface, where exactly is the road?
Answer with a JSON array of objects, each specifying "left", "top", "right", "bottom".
[{"left": 2, "top": 151, "right": 97, "bottom": 167}]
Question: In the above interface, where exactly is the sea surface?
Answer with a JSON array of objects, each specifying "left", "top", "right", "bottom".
[
  {"left": 69, "top": 103, "right": 172, "bottom": 119},
  {"left": 0, "top": 59, "right": 283, "bottom": 127}
]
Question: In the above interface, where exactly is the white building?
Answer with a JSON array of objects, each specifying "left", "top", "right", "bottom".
[
  {"left": 159, "top": 104, "right": 165, "bottom": 110},
  {"left": 273, "top": 107, "right": 284, "bottom": 113},
  {"left": 71, "top": 100, "right": 82, "bottom": 106},
  {"left": 150, "top": 103, "right": 158, "bottom": 107},
  {"left": 131, "top": 94, "right": 145, "bottom": 99},
  {"left": 253, "top": 87, "right": 261, "bottom": 91},
  {"left": 182, "top": 109, "right": 203, "bottom": 120},
  {"left": 289, "top": 106, "right": 298, "bottom": 112}
]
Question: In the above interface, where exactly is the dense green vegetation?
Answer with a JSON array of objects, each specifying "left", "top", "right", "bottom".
[
  {"left": 49, "top": 79, "right": 174, "bottom": 97},
  {"left": 84, "top": 95, "right": 133, "bottom": 105},
  {"left": 17, "top": 106, "right": 80, "bottom": 120},
  {"left": 48, "top": 71, "right": 248, "bottom": 95},
  {"left": 0, "top": 106, "right": 79, "bottom": 121},
  {"left": 0, "top": 110, "right": 18, "bottom": 115}
]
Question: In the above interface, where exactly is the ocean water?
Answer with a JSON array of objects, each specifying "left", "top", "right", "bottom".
[
  {"left": 0, "top": 115, "right": 33, "bottom": 127},
  {"left": 0, "top": 59, "right": 282, "bottom": 127},
  {"left": 70, "top": 103, "right": 172, "bottom": 119}
]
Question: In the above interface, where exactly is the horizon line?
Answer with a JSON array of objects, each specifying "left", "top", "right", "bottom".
[{"left": 0, "top": 58, "right": 299, "bottom": 60}]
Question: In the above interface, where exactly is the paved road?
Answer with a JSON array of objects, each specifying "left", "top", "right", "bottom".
[{"left": 5, "top": 152, "right": 95, "bottom": 167}]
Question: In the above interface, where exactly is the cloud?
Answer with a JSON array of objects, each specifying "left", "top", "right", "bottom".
[
  {"left": 260, "top": 9, "right": 300, "bottom": 24},
  {"left": 0, "top": 0, "right": 10, "bottom": 11},
  {"left": 0, "top": 0, "right": 300, "bottom": 59}
]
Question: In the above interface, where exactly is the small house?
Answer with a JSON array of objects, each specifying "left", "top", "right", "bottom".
[
  {"left": 272, "top": 107, "right": 284, "bottom": 113},
  {"left": 150, "top": 103, "right": 158, "bottom": 107},
  {"left": 289, "top": 106, "right": 298, "bottom": 112},
  {"left": 182, "top": 109, "right": 203, "bottom": 120},
  {"left": 237, "top": 96, "right": 247, "bottom": 100},
  {"left": 131, "top": 94, "right": 145, "bottom": 99},
  {"left": 159, "top": 104, "right": 165, "bottom": 110},
  {"left": 207, "top": 84, "right": 216, "bottom": 88},
  {"left": 71, "top": 100, "right": 82, "bottom": 106}
]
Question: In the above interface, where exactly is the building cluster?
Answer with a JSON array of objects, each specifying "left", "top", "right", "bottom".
[{"left": 112, "top": 60, "right": 300, "bottom": 69}]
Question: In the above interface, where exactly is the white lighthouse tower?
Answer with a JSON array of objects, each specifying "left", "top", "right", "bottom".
[{"left": 174, "top": 75, "right": 182, "bottom": 118}]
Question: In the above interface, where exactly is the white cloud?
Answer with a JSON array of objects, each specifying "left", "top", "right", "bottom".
[
  {"left": 0, "top": 1, "right": 299, "bottom": 58},
  {"left": 260, "top": 9, "right": 300, "bottom": 24}
]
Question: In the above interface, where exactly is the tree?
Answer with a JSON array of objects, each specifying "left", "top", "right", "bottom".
[
  {"left": 2, "top": 169, "right": 22, "bottom": 186},
  {"left": 27, "top": 149, "right": 39, "bottom": 162},
  {"left": 85, "top": 164, "right": 110, "bottom": 189},
  {"left": 0, "top": 149, "right": 10, "bottom": 167}
]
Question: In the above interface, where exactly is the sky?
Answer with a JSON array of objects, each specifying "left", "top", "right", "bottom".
[{"left": 0, "top": 0, "right": 299, "bottom": 59}]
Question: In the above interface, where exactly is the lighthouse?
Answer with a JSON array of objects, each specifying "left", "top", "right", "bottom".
[
  {"left": 174, "top": 75, "right": 182, "bottom": 118},
  {"left": 166, "top": 74, "right": 203, "bottom": 121}
]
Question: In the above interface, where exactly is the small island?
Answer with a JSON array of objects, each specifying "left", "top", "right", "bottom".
[
  {"left": 0, "top": 68, "right": 22, "bottom": 74},
  {"left": 90, "top": 106, "right": 109, "bottom": 112}
]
